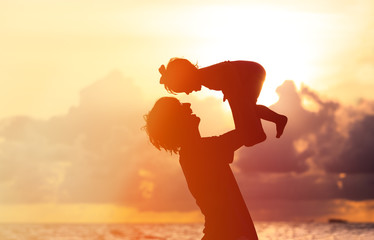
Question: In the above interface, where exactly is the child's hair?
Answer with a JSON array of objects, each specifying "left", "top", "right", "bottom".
[
  {"left": 159, "top": 58, "right": 198, "bottom": 94},
  {"left": 143, "top": 97, "right": 185, "bottom": 154}
]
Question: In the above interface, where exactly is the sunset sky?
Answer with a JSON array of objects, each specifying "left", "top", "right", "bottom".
[{"left": 1, "top": 0, "right": 374, "bottom": 223}]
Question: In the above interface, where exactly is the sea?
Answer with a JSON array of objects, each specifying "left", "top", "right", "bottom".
[{"left": 0, "top": 222, "right": 373, "bottom": 240}]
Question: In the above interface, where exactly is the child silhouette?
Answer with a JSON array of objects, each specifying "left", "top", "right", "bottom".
[{"left": 159, "top": 58, "right": 288, "bottom": 146}]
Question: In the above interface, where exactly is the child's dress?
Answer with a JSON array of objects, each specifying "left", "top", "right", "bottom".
[{"left": 203, "top": 61, "right": 267, "bottom": 144}]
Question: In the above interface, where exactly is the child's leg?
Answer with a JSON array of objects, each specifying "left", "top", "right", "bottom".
[
  {"left": 256, "top": 105, "right": 288, "bottom": 138},
  {"left": 228, "top": 97, "right": 266, "bottom": 147}
]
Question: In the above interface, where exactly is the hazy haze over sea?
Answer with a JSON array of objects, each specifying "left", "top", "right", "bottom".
[{"left": 0, "top": 222, "right": 373, "bottom": 240}]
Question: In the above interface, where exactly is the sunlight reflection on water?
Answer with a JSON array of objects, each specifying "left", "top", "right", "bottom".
[{"left": 0, "top": 222, "right": 373, "bottom": 240}]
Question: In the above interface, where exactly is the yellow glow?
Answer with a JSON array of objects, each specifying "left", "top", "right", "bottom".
[
  {"left": 327, "top": 200, "right": 374, "bottom": 223},
  {"left": 138, "top": 169, "right": 153, "bottom": 178},
  {"left": 185, "top": 6, "right": 326, "bottom": 106},
  {"left": 3, "top": 201, "right": 372, "bottom": 224},
  {"left": 339, "top": 173, "right": 347, "bottom": 179},
  {"left": 0, "top": 204, "right": 203, "bottom": 223},
  {"left": 301, "top": 95, "right": 321, "bottom": 112},
  {"left": 293, "top": 138, "right": 309, "bottom": 153}
]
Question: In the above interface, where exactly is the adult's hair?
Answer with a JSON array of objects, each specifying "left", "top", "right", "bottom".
[
  {"left": 159, "top": 58, "right": 198, "bottom": 94},
  {"left": 144, "top": 97, "right": 185, "bottom": 154}
]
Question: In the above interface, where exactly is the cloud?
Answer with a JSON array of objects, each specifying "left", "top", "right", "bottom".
[
  {"left": 0, "top": 71, "right": 148, "bottom": 204},
  {"left": 237, "top": 80, "right": 343, "bottom": 173},
  {"left": 234, "top": 80, "right": 374, "bottom": 205},
  {"left": 237, "top": 80, "right": 374, "bottom": 176},
  {"left": 326, "top": 114, "right": 374, "bottom": 174},
  {"left": 1, "top": 72, "right": 374, "bottom": 221},
  {"left": 0, "top": 71, "right": 222, "bottom": 212}
]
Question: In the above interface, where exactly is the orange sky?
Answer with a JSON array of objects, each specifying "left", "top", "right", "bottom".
[
  {"left": 1, "top": 0, "right": 374, "bottom": 223},
  {"left": 1, "top": 0, "right": 373, "bottom": 118}
]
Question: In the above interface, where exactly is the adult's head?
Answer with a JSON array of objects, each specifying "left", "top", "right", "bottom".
[
  {"left": 159, "top": 58, "right": 202, "bottom": 95},
  {"left": 144, "top": 97, "right": 200, "bottom": 153}
]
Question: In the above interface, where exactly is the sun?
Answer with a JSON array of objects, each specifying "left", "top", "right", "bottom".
[{"left": 188, "top": 4, "right": 323, "bottom": 106}]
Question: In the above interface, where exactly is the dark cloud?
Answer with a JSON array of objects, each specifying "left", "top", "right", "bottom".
[
  {"left": 325, "top": 114, "right": 374, "bottom": 174},
  {"left": 237, "top": 171, "right": 374, "bottom": 203}
]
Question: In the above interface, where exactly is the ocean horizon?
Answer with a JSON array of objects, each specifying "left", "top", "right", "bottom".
[{"left": 0, "top": 221, "right": 373, "bottom": 240}]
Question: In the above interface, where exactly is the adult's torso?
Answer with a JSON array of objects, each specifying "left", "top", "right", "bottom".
[{"left": 179, "top": 136, "right": 258, "bottom": 240}]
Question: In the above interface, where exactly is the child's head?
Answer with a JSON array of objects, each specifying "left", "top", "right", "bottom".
[
  {"left": 159, "top": 58, "right": 201, "bottom": 95},
  {"left": 144, "top": 97, "right": 200, "bottom": 154}
]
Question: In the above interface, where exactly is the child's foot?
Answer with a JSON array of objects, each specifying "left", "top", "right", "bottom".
[{"left": 276, "top": 115, "right": 288, "bottom": 138}]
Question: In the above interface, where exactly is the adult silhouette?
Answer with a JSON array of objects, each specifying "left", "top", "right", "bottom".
[{"left": 144, "top": 97, "right": 260, "bottom": 240}]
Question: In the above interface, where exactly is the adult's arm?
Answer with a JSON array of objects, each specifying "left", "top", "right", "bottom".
[
  {"left": 203, "top": 130, "right": 245, "bottom": 164},
  {"left": 213, "top": 129, "right": 245, "bottom": 152}
]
